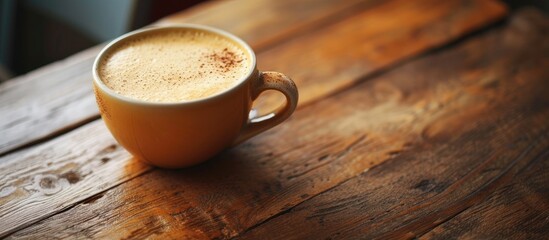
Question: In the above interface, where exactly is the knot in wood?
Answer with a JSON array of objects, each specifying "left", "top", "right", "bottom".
[{"left": 31, "top": 174, "right": 69, "bottom": 196}]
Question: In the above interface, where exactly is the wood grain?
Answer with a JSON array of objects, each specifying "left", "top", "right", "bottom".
[
  {"left": 0, "top": 121, "right": 152, "bottom": 236},
  {"left": 235, "top": 8, "right": 549, "bottom": 239},
  {"left": 157, "top": 0, "right": 370, "bottom": 51},
  {"left": 0, "top": 1, "right": 507, "bottom": 237},
  {"left": 420, "top": 149, "right": 549, "bottom": 240},
  {"left": 0, "top": 45, "right": 103, "bottom": 156},
  {"left": 0, "top": 0, "right": 370, "bottom": 157},
  {"left": 7, "top": 6, "right": 543, "bottom": 240},
  {"left": 3, "top": 0, "right": 501, "bottom": 236},
  {"left": 255, "top": 0, "right": 507, "bottom": 114}
]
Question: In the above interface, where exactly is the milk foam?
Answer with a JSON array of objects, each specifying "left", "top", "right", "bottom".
[{"left": 98, "top": 29, "right": 251, "bottom": 103}]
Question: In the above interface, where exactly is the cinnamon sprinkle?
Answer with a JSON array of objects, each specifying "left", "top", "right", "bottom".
[{"left": 208, "top": 48, "right": 244, "bottom": 72}]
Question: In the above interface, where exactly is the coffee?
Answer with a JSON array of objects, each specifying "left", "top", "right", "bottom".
[
  {"left": 98, "top": 29, "right": 251, "bottom": 103},
  {"left": 94, "top": 24, "right": 298, "bottom": 168}
]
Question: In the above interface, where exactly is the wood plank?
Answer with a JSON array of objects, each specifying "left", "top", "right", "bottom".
[
  {"left": 0, "top": 121, "right": 152, "bottom": 235},
  {"left": 0, "top": 45, "right": 103, "bottom": 157},
  {"left": 254, "top": 0, "right": 507, "bottom": 113},
  {"left": 0, "top": 0, "right": 368, "bottom": 156},
  {"left": 241, "top": 107, "right": 549, "bottom": 239},
  {"left": 157, "top": 0, "right": 370, "bottom": 51},
  {"left": 5, "top": 5, "right": 536, "bottom": 240},
  {"left": 0, "top": 0, "right": 507, "bottom": 237},
  {"left": 418, "top": 14, "right": 549, "bottom": 240},
  {"left": 0, "top": 0, "right": 506, "bottom": 157},
  {"left": 420, "top": 150, "right": 549, "bottom": 239},
  {"left": 231, "top": 9, "right": 549, "bottom": 239}
]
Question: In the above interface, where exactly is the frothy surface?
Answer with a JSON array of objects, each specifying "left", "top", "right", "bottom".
[{"left": 98, "top": 29, "right": 251, "bottom": 103}]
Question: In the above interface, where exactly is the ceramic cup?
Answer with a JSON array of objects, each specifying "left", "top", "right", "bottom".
[{"left": 93, "top": 25, "right": 298, "bottom": 168}]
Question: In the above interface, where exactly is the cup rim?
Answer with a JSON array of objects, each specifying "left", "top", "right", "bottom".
[{"left": 92, "top": 24, "right": 257, "bottom": 106}]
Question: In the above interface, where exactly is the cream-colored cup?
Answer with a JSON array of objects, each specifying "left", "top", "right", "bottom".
[{"left": 93, "top": 25, "right": 298, "bottom": 168}]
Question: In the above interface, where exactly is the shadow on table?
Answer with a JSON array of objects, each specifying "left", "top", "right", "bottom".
[{"left": 121, "top": 141, "right": 285, "bottom": 232}]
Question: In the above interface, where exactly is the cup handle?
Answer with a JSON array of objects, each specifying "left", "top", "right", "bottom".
[{"left": 233, "top": 71, "right": 298, "bottom": 145}]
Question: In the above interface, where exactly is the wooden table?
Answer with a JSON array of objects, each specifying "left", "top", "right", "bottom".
[{"left": 1, "top": 0, "right": 547, "bottom": 239}]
